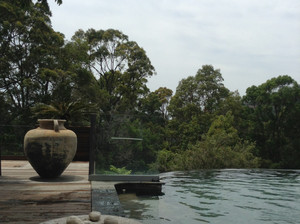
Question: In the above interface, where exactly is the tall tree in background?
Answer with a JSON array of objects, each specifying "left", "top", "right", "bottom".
[
  {"left": 155, "top": 87, "right": 173, "bottom": 120},
  {"left": 243, "top": 75, "right": 300, "bottom": 168},
  {"left": 167, "top": 65, "right": 229, "bottom": 150},
  {"left": 69, "top": 29, "right": 156, "bottom": 170},
  {"left": 169, "top": 65, "right": 229, "bottom": 119},
  {"left": 71, "top": 29, "right": 155, "bottom": 114},
  {"left": 138, "top": 87, "right": 173, "bottom": 121},
  {"left": 33, "top": 31, "right": 101, "bottom": 125},
  {"left": 135, "top": 87, "right": 173, "bottom": 169},
  {"left": 21, "top": 0, "right": 62, "bottom": 9},
  {"left": 0, "top": 0, "right": 64, "bottom": 123}
]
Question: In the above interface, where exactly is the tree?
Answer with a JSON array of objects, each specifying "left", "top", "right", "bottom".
[
  {"left": 137, "top": 87, "right": 172, "bottom": 124},
  {"left": 156, "top": 112, "right": 259, "bottom": 171},
  {"left": 69, "top": 29, "right": 156, "bottom": 172},
  {"left": 215, "top": 91, "right": 253, "bottom": 140},
  {"left": 169, "top": 65, "right": 229, "bottom": 119},
  {"left": 31, "top": 36, "right": 104, "bottom": 125},
  {"left": 180, "top": 112, "right": 260, "bottom": 170},
  {"left": 243, "top": 75, "right": 300, "bottom": 168},
  {"left": 0, "top": 93, "right": 11, "bottom": 124},
  {"left": 0, "top": 0, "right": 64, "bottom": 123},
  {"left": 167, "top": 65, "right": 230, "bottom": 150},
  {"left": 71, "top": 29, "right": 155, "bottom": 114},
  {"left": 21, "top": 0, "right": 62, "bottom": 13},
  {"left": 154, "top": 87, "right": 173, "bottom": 119}
]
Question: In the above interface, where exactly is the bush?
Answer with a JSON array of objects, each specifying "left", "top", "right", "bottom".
[
  {"left": 157, "top": 112, "right": 260, "bottom": 170},
  {"left": 156, "top": 149, "right": 183, "bottom": 172}
]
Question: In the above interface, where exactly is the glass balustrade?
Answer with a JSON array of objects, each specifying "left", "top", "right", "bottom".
[{"left": 93, "top": 113, "right": 161, "bottom": 180}]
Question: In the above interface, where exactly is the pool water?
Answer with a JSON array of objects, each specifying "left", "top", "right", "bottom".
[{"left": 118, "top": 169, "right": 300, "bottom": 224}]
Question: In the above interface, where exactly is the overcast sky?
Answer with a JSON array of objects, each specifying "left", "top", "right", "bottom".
[{"left": 49, "top": 0, "right": 300, "bottom": 96}]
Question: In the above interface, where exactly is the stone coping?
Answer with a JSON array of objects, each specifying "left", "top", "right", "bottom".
[{"left": 40, "top": 214, "right": 141, "bottom": 224}]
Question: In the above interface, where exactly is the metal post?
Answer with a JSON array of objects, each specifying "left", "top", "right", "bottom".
[
  {"left": 0, "top": 126, "right": 2, "bottom": 176},
  {"left": 0, "top": 145, "right": 2, "bottom": 176},
  {"left": 89, "top": 114, "right": 96, "bottom": 175}
]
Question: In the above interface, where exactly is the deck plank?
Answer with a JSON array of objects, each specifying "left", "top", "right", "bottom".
[{"left": 0, "top": 160, "right": 91, "bottom": 224}]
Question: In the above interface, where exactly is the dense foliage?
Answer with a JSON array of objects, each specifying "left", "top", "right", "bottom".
[
  {"left": 1, "top": 0, "right": 299, "bottom": 170},
  {"left": 242, "top": 76, "right": 300, "bottom": 168}
]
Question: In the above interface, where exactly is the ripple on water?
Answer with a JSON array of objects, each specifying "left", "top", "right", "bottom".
[{"left": 118, "top": 169, "right": 300, "bottom": 224}]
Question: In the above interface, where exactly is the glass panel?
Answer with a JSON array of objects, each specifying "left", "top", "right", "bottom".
[
  {"left": 94, "top": 114, "right": 160, "bottom": 175},
  {"left": 0, "top": 125, "right": 33, "bottom": 156}
]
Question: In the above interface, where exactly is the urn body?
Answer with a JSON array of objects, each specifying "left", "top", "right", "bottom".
[{"left": 24, "top": 119, "right": 77, "bottom": 178}]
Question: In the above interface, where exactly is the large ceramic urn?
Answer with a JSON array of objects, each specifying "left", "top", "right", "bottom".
[{"left": 24, "top": 119, "right": 77, "bottom": 178}]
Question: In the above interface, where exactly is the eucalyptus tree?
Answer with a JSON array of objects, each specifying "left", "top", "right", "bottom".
[
  {"left": 169, "top": 65, "right": 229, "bottom": 118},
  {"left": 71, "top": 29, "right": 155, "bottom": 114},
  {"left": 69, "top": 29, "right": 156, "bottom": 170},
  {"left": 154, "top": 87, "right": 173, "bottom": 119},
  {"left": 0, "top": 0, "right": 64, "bottom": 123},
  {"left": 167, "top": 65, "right": 229, "bottom": 150},
  {"left": 138, "top": 87, "right": 173, "bottom": 121},
  {"left": 135, "top": 87, "right": 173, "bottom": 164},
  {"left": 243, "top": 75, "right": 300, "bottom": 168},
  {"left": 21, "top": 0, "right": 62, "bottom": 8}
]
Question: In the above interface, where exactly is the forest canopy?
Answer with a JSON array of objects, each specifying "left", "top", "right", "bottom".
[{"left": 1, "top": 0, "right": 299, "bottom": 170}]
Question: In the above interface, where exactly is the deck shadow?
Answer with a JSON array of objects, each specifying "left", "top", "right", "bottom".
[{"left": 30, "top": 175, "right": 84, "bottom": 182}]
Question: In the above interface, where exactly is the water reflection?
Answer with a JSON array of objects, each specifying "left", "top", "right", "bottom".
[
  {"left": 118, "top": 193, "right": 159, "bottom": 222},
  {"left": 118, "top": 169, "right": 300, "bottom": 224}
]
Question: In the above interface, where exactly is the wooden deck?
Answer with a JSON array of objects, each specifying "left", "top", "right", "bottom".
[{"left": 0, "top": 160, "right": 91, "bottom": 224}]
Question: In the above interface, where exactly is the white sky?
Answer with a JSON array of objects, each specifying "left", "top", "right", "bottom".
[{"left": 49, "top": 0, "right": 300, "bottom": 96}]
